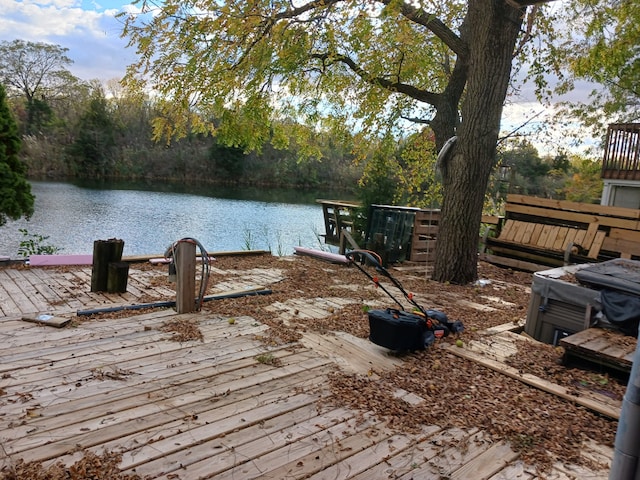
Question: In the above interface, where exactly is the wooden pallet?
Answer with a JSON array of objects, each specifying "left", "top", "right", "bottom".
[{"left": 560, "top": 327, "right": 637, "bottom": 374}]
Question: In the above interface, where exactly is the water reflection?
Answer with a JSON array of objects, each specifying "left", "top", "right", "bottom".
[{"left": 0, "top": 181, "right": 346, "bottom": 257}]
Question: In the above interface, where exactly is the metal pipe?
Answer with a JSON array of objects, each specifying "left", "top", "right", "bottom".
[
  {"left": 610, "top": 324, "right": 640, "bottom": 479},
  {"left": 77, "top": 289, "right": 272, "bottom": 316}
]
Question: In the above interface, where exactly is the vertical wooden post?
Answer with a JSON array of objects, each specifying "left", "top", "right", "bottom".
[
  {"left": 91, "top": 238, "right": 125, "bottom": 292},
  {"left": 107, "top": 261, "right": 130, "bottom": 293},
  {"left": 175, "top": 241, "right": 196, "bottom": 313}
]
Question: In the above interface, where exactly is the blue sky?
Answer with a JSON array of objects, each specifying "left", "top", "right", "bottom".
[{"left": 1, "top": 0, "right": 138, "bottom": 81}]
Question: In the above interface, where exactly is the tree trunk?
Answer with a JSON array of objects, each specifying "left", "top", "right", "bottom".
[{"left": 432, "top": 0, "right": 525, "bottom": 284}]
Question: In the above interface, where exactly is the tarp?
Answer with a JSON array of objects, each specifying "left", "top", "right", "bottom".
[
  {"left": 29, "top": 254, "right": 93, "bottom": 266},
  {"left": 575, "top": 259, "right": 640, "bottom": 296}
]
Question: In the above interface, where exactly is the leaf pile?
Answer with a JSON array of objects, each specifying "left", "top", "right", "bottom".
[{"left": 0, "top": 451, "right": 148, "bottom": 480}]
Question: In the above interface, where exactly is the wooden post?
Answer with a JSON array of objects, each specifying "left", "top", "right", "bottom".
[
  {"left": 107, "top": 261, "right": 129, "bottom": 293},
  {"left": 175, "top": 241, "right": 196, "bottom": 313},
  {"left": 91, "top": 239, "right": 125, "bottom": 292}
]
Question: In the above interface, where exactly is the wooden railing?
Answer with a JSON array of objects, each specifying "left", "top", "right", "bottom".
[
  {"left": 316, "top": 199, "right": 361, "bottom": 245},
  {"left": 602, "top": 123, "right": 640, "bottom": 181}
]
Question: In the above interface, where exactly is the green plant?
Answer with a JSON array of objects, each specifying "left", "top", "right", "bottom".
[
  {"left": 311, "top": 225, "right": 330, "bottom": 252},
  {"left": 274, "top": 232, "right": 285, "bottom": 257},
  {"left": 242, "top": 230, "right": 254, "bottom": 251},
  {"left": 17, "top": 228, "right": 61, "bottom": 257}
]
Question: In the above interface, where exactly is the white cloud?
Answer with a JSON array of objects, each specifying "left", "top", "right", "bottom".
[{"left": 0, "top": 0, "right": 136, "bottom": 81}]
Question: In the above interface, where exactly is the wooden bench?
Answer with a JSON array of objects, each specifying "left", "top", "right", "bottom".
[{"left": 480, "top": 194, "right": 640, "bottom": 271}]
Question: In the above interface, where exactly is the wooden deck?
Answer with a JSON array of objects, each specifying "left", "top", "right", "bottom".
[{"left": 0, "top": 263, "right": 613, "bottom": 479}]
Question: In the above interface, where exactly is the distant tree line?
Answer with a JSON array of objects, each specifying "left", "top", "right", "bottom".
[{"left": 1, "top": 39, "right": 604, "bottom": 215}]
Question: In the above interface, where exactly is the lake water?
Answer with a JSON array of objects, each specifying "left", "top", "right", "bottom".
[{"left": 0, "top": 180, "right": 346, "bottom": 258}]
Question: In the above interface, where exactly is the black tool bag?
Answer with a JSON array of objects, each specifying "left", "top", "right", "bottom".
[{"left": 368, "top": 308, "right": 438, "bottom": 351}]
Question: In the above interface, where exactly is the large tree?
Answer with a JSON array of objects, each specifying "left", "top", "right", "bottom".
[
  {"left": 0, "top": 84, "right": 34, "bottom": 227},
  {"left": 0, "top": 40, "right": 78, "bottom": 134},
  {"left": 121, "top": 0, "right": 550, "bottom": 284}
]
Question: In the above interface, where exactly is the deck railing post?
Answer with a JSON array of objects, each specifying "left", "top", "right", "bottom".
[{"left": 175, "top": 241, "right": 197, "bottom": 313}]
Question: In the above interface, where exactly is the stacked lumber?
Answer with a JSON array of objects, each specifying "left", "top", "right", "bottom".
[
  {"left": 481, "top": 194, "right": 640, "bottom": 271},
  {"left": 409, "top": 209, "right": 440, "bottom": 263}
]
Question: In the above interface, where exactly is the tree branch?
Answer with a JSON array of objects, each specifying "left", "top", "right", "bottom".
[
  {"left": 401, "top": 115, "right": 432, "bottom": 125},
  {"left": 311, "top": 52, "right": 441, "bottom": 106},
  {"left": 380, "top": 0, "right": 468, "bottom": 58}
]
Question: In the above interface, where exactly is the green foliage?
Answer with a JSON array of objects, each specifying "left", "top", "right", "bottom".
[
  {"left": 563, "top": 156, "right": 603, "bottom": 204},
  {"left": 496, "top": 139, "right": 553, "bottom": 197},
  {"left": 67, "top": 90, "right": 118, "bottom": 177},
  {"left": 554, "top": 1, "right": 640, "bottom": 130},
  {"left": 209, "top": 140, "right": 245, "bottom": 179},
  {"left": 17, "top": 228, "right": 61, "bottom": 257},
  {"left": 0, "top": 40, "right": 77, "bottom": 135},
  {"left": 357, "top": 136, "right": 400, "bottom": 208},
  {"left": 118, "top": 1, "right": 474, "bottom": 153},
  {"left": 357, "top": 131, "right": 441, "bottom": 209},
  {"left": 0, "top": 83, "right": 34, "bottom": 227},
  {"left": 394, "top": 129, "right": 442, "bottom": 208}
]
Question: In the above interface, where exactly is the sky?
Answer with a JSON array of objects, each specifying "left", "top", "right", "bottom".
[
  {"left": 1, "top": 0, "right": 138, "bottom": 82},
  {"left": 0, "top": 0, "right": 601, "bottom": 157}
]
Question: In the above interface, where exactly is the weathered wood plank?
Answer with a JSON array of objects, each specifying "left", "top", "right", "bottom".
[
  {"left": 396, "top": 430, "right": 493, "bottom": 479},
  {"left": 507, "top": 203, "right": 639, "bottom": 230},
  {"left": 450, "top": 441, "right": 520, "bottom": 479},
  {"left": 489, "top": 461, "right": 534, "bottom": 480},
  {"left": 588, "top": 230, "right": 607, "bottom": 258},
  {"left": 1, "top": 269, "right": 44, "bottom": 314},
  {"left": 561, "top": 328, "right": 635, "bottom": 372},
  {"left": 443, "top": 344, "right": 621, "bottom": 419},
  {"left": 561, "top": 328, "right": 604, "bottom": 347},
  {"left": 536, "top": 224, "right": 553, "bottom": 248},
  {"left": 28, "top": 376, "right": 330, "bottom": 467},
  {"left": 3, "top": 355, "right": 333, "bottom": 458},
  {"left": 544, "top": 226, "right": 561, "bottom": 249},
  {"left": 563, "top": 228, "right": 578, "bottom": 250},
  {"left": 306, "top": 427, "right": 442, "bottom": 480},
  {"left": 513, "top": 221, "right": 528, "bottom": 244},
  {"left": 0, "top": 279, "right": 20, "bottom": 316},
  {"left": 0, "top": 326, "right": 274, "bottom": 398},
  {"left": 478, "top": 253, "right": 549, "bottom": 273},
  {"left": 573, "top": 228, "right": 587, "bottom": 247},
  {"left": 105, "top": 402, "right": 347, "bottom": 475},
  {"left": 500, "top": 220, "right": 517, "bottom": 241},
  {"left": 178, "top": 417, "right": 386, "bottom": 480},
  {"left": 553, "top": 227, "right": 570, "bottom": 250},
  {"left": 529, "top": 223, "right": 544, "bottom": 245},
  {"left": 506, "top": 194, "right": 640, "bottom": 220},
  {"left": 1, "top": 347, "right": 284, "bottom": 427}
]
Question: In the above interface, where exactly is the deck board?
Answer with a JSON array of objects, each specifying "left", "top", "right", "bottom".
[{"left": 0, "top": 263, "right": 614, "bottom": 479}]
